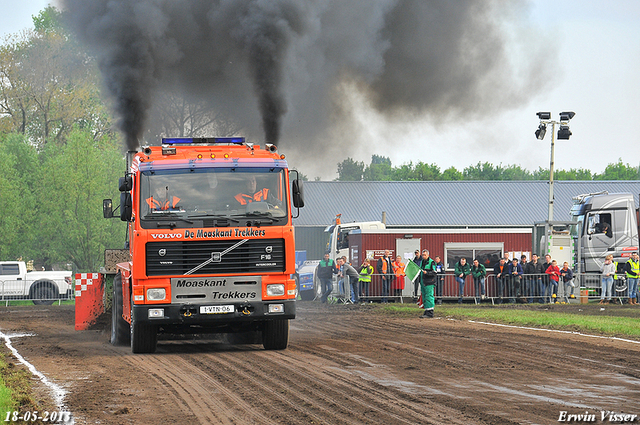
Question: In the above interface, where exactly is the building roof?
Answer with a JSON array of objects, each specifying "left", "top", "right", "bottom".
[{"left": 292, "top": 180, "right": 640, "bottom": 227}]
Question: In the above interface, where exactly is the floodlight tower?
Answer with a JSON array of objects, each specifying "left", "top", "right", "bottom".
[{"left": 535, "top": 111, "right": 575, "bottom": 221}]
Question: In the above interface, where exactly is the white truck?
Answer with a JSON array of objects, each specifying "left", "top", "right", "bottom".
[
  {"left": 0, "top": 261, "right": 73, "bottom": 305},
  {"left": 307, "top": 214, "right": 386, "bottom": 299}
]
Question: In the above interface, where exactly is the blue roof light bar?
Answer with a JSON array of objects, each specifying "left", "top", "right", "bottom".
[{"left": 162, "top": 137, "right": 246, "bottom": 145}]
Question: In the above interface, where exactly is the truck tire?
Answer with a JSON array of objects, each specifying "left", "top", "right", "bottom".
[
  {"left": 313, "top": 273, "right": 322, "bottom": 301},
  {"left": 130, "top": 293, "right": 158, "bottom": 354},
  {"left": 262, "top": 319, "right": 289, "bottom": 350},
  {"left": 31, "top": 283, "right": 56, "bottom": 305},
  {"left": 300, "top": 289, "right": 314, "bottom": 301},
  {"left": 110, "top": 273, "right": 130, "bottom": 346}
]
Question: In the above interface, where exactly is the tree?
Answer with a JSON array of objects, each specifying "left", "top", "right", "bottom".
[
  {"left": 0, "top": 133, "right": 38, "bottom": 260},
  {"left": 441, "top": 166, "right": 462, "bottom": 180},
  {"left": 35, "top": 128, "right": 125, "bottom": 270},
  {"left": 0, "top": 7, "right": 112, "bottom": 147},
  {"left": 412, "top": 162, "right": 441, "bottom": 181},
  {"left": 463, "top": 162, "right": 501, "bottom": 180},
  {"left": 363, "top": 155, "right": 393, "bottom": 181},
  {"left": 595, "top": 159, "right": 640, "bottom": 180},
  {"left": 146, "top": 90, "right": 243, "bottom": 140},
  {"left": 336, "top": 157, "right": 364, "bottom": 181}
]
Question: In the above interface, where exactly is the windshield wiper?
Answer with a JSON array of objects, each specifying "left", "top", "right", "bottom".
[{"left": 187, "top": 213, "right": 240, "bottom": 224}]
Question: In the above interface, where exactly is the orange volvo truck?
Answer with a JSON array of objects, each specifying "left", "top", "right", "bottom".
[{"left": 102, "top": 137, "right": 304, "bottom": 353}]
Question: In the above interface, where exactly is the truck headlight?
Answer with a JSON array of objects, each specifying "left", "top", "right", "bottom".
[
  {"left": 266, "top": 284, "right": 285, "bottom": 296},
  {"left": 146, "top": 288, "right": 166, "bottom": 301}
]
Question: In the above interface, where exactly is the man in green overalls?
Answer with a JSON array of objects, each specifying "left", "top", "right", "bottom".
[{"left": 419, "top": 250, "right": 437, "bottom": 318}]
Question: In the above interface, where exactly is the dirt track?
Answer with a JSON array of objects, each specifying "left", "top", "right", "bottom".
[{"left": 1, "top": 302, "right": 639, "bottom": 425}]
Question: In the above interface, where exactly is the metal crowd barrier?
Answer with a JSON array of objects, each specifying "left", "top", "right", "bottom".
[
  {"left": 316, "top": 270, "right": 639, "bottom": 306},
  {"left": 0, "top": 279, "right": 74, "bottom": 306}
]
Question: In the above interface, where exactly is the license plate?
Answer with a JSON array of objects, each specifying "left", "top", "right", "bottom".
[{"left": 200, "top": 305, "right": 234, "bottom": 314}]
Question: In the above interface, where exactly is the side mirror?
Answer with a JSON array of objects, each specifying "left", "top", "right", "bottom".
[
  {"left": 292, "top": 179, "right": 304, "bottom": 208},
  {"left": 120, "top": 192, "right": 132, "bottom": 221},
  {"left": 103, "top": 199, "right": 113, "bottom": 219},
  {"left": 119, "top": 175, "right": 133, "bottom": 192}
]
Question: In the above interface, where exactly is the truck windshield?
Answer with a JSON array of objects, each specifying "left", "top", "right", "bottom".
[{"left": 139, "top": 168, "right": 288, "bottom": 228}]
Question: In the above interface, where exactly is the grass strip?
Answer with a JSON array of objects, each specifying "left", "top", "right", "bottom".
[
  {"left": 380, "top": 304, "right": 640, "bottom": 340},
  {"left": 0, "top": 348, "right": 40, "bottom": 414}
]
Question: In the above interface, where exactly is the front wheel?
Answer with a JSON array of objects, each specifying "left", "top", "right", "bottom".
[
  {"left": 262, "top": 319, "right": 289, "bottom": 350},
  {"left": 110, "top": 273, "right": 130, "bottom": 346},
  {"left": 130, "top": 293, "right": 158, "bottom": 354}
]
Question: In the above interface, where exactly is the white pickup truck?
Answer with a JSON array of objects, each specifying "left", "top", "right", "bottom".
[{"left": 0, "top": 261, "right": 73, "bottom": 305}]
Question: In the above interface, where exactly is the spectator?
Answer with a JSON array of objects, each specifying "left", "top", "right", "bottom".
[
  {"left": 600, "top": 254, "right": 616, "bottom": 305},
  {"left": 470, "top": 259, "right": 486, "bottom": 303},
  {"left": 541, "top": 254, "right": 552, "bottom": 303},
  {"left": 623, "top": 251, "right": 639, "bottom": 305},
  {"left": 559, "top": 262, "right": 574, "bottom": 303},
  {"left": 392, "top": 255, "right": 406, "bottom": 298},
  {"left": 377, "top": 250, "right": 394, "bottom": 303},
  {"left": 418, "top": 250, "right": 437, "bottom": 318},
  {"left": 316, "top": 252, "right": 338, "bottom": 303},
  {"left": 493, "top": 258, "right": 508, "bottom": 304},
  {"left": 507, "top": 258, "right": 523, "bottom": 303},
  {"left": 545, "top": 259, "right": 561, "bottom": 304},
  {"left": 358, "top": 259, "right": 374, "bottom": 303},
  {"left": 434, "top": 255, "right": 445, "bottom": 305},
  {"left": 454, "top": 258, "right": 471, "bottom": 303},
  {"left": 336, "top": 257, "right": 346, "bottom": 300},
  {"left": 341, "top": 259, "right": 361, "bottom": 304},
  {"left": 412, "top": 250, "right": 421, "bottom": 301},
  {"left": 519, "top": 255, "right": 530, "bottom": 303},
  {"left": 526, "top": 254, "right": 545, "bottom": 303}
]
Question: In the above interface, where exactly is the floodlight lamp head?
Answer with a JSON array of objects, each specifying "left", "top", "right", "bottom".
[
  {"left": 536, "top": 111, "right": 551, "bottom": 120},
  {"left": 559, "top": 111, "right": 576, "bottom": 121},
  {"left": 535, "top": 123, "right": 547, "bottom": 140},
  {"left": 557, "top": 125, "right": 572, "bottom": 140}
]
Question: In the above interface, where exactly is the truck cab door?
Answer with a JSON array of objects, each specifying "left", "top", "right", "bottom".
[{"left": 582, "top": 212, "right": 614, "bottom": 272}]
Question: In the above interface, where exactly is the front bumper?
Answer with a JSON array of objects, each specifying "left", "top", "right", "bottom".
[{"left": 132, "top": 300, "right": 296, "bottom": 326}]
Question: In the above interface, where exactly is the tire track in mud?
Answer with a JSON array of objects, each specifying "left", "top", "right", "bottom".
[
  {"left": 293, "top": 306, "right": 640, "bottom": 424},
  {"left": 115, "top": 344, "right": 277, "bottom": 425}
]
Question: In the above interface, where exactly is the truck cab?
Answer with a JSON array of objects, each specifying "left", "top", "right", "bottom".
[
  {"left": 324, "top": 215, "right": 386, "bottom": 263},
  {"left": 104, "top": 137, "right": 304, "bottom": 353},
  {"left": 570, "top": 192, "right": 639, "bottom": 273}
]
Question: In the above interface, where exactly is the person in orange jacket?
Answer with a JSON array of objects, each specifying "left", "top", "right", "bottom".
[
  {"left": 391, "top": 255, "right": 406, "bottom": 298},
  {"left": 146, "top": 185, "right": 181, "bottom": 211}
]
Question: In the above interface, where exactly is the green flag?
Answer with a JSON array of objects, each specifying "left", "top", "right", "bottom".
[{"left": 405, "top": 260, "right": 421, "bottom": 283}]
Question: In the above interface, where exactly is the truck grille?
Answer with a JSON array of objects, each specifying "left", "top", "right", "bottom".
[{"left": 146, "top": 239, "right": 285, "bottom": 276}]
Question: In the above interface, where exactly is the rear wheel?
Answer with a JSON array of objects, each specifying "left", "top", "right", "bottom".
[
  {"left": 130, "top": 293, "right": 158, "bottom": 354},
  {"left": 31, "top": 284, "right": 56, "bottom": 305},
  {"left": 262, "top": 319, "right": 289, "bottom": 350},
  {"left": 110, "top": 273, "right": 130, "bottom": 346}
]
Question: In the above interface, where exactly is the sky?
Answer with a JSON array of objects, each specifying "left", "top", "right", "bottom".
[{"left": 2, "top": 0, "right": 639, "bottom": 180}]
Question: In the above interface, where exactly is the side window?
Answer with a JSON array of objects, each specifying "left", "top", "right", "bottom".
[
  {"left": 446, "top": 249, "right": 473, "bottom": 270},
  {"left": 1, "top": 264, "right": 20, "bottom": 275},
  {"left": 588, "top": 213, "right": 612, "bottom": 238},
  {"left": 444, "top": 243, "right": 504, "bottom": 271},
  {"left": 336, "top": 228, "right": 350, "bottom": 250}
]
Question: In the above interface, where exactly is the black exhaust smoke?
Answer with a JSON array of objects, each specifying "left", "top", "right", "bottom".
[{"left": 62, "top": 0, "right": 551, "bottom": 157}]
